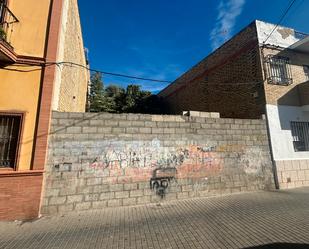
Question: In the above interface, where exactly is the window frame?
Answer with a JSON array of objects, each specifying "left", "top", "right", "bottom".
[
  {"left": 0, "top": 111, "right": 24, "bottom": 171},
  {"left": 291, "top": 121, "right": 309, "bottom": 152},
  {"left": 303, "top": 65, "right": 309, "bottom": 81},
  {"left": 0, "top": 0, "right": 7, "bottom": 24},
  {"left": 266, "top": 55, "right": 293, "bottom": 85}
]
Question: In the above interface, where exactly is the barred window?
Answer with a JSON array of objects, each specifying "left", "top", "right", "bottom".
[
  {"left": 0, "top": 0, "right": 6, "bottom": 24},
  {"left": 291, "top": 121, "right": 309, "bottom": 152},
  {"left": 304, "top": 65, "right": 309, "bottom": 81},
  {"left": 0, "top": 114, "right": 22, "bottom": 169},
  {"left": 266, "top": 55, "right": 292, "bottom": 85}
]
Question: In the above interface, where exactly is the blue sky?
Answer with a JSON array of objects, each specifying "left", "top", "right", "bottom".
[{"left": 78, "top": 0, "right": 309, "bottom": 93}]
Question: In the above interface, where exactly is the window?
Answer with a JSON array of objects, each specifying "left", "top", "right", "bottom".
[
  {"left": 291, "top": 121, "right": 309, "bottom": 152},
  {"left": 304, "top": 65, "right": 309, "bottom": 81},
  {"left": 266, "top": 55, "right": 292, "bottom": 85},
  {"left": 0, "top": 114, "right": 22, "bottom": 169},
  {"left": 0, "top": 0, "right": 6, "bottom": 24}
]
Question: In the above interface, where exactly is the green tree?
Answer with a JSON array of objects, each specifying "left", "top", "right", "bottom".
[
  {"left": 105, "top": 84, "right": 125, "bottom": 112},
  {"left": 89, "top": 72, "right": 109, "bottom": 112},
  {"left": 88, "top": 74, "right": 168, "bottom": 114}
]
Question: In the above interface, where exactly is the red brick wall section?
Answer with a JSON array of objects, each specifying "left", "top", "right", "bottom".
[
  {"left": 32, "top": 0, "right": 64, "bottom": 170},
  {"left": 0, "top": 172, "right": 43, "bottom": 221}
]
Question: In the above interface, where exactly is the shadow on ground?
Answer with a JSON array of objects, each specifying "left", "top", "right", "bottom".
[{"left": 243, "top": 243, "right": 309, "bottom": 249}]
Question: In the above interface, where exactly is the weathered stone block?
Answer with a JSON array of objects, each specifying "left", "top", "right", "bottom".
[
  {"left": 75, "top": 202, "right": 91, "bottom": 211},
  {"left": 67, "top": 195, "right": 83, "bottom": 203},
  {"left": 86, "top": 178, "right": 102, "bottom": 186},
  {"left": 49, "top": 196, "right": 67, "bottom": 205},
  {"left": 130, "top": 190, "right": 144, "bottom": 197},
  {"left": 66, "top": 126, "right": 82, "bottom": 134},
  {"left": 58, "top": 204, "right": 74, "bottom": 213},
  {"left": 108, "top": 199, "right": 122, "bottom": 207},
  {"left": 100, "top": 192, "right": 114, "bottom": 200},
  {"left": 137, "top": 196, "right": 150, "bottom": 204},
  {"left": 124, "top": 183, "right": 138, "bottom": 191},
  {"left": 122, "top": 198, "right": 137, "bottom": 206},
  {"left": 93, "top": 184, "right": 109, "bottom": 193},
  {"left": 85, "top": 193, "right": 99, "bottom": 202},
  {"left": 92, "top": 201, "right": 107, "bottom": 209},
  {"left": 109, "top": 184, "right": 123, "bottom": 192},
  {"left": 115, "top": 191, "right": 129, "bottom": 199}
]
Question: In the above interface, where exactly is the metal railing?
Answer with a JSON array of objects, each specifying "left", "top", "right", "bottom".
[
  {"left": 0, "top": 0, "right": 19, "bottom": 44},
  {"left": 291, "top": 121, "right": 309, "bottom": 152},
  {"left": 265, "top": 55, "right": 293, "bottom": 85}
]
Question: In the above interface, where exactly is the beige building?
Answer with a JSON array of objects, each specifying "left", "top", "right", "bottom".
[
  {"left": 0, "top": 0, "right": 89, "bottom": 220},
  {"left": 159, "top": 20, "right": 309, "bottom": 190},
  {"left": 52, "top": 0, "right": 90, "bottom": 112}
]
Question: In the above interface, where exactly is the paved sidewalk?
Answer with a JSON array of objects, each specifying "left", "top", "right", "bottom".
[{"left": 1, "top": 188, "right": 309, "bottom": 249}]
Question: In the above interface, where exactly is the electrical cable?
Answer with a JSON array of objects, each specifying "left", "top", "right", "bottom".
[{"left": 263, "top": 0, "right": 298, "bottom": 44}]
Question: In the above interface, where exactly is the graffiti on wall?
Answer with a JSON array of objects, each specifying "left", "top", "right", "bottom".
[
  {"left": 88, "top": 139, "right": 218, "bottom": 170},
  {"left": 237, "top": 147, "right": 269, "bottom": 175}
]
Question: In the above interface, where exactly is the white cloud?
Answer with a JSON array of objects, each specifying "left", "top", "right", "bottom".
[{"left": 210, "top": 0, "right": 245, "bottom": 50}]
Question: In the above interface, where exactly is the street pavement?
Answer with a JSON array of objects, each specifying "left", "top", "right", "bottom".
[{"left": 1, "top": 187, "right": 309, "bottom": 249}]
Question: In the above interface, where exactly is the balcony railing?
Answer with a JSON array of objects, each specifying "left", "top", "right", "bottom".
[{"left": 0, "top": 0, "right": 19, "bottom": 44}]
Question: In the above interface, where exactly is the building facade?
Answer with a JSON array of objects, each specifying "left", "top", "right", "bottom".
[
  {"left": 159, "top": 20, "right": 309, "bottom": 190},
  {"left": 0, "top": 0, "right": 89, "bottom": 220}
]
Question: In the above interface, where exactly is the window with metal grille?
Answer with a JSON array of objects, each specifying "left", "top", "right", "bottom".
[
  {"left": 291, "top": 121, "right": 309, "bottom": 152},
  {"left": 0, "top": 0, "right": 7, "bottom": 24},
  {"left": 266, "top": 55, "right": 292, "bottom": 85},
  {"left": 304, "top": 65, "right": 309, "bottom": 81},
  {"left": 0, "top": 114, "right": 22, "bottom": 168}
]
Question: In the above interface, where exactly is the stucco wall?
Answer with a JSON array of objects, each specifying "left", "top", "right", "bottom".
[
  {"left": 41, "top": 111, "right": 274, "bottom": 215},
  {"left": 258, "top": 22, "right": 309, "bottom": 189},
  {"left": 0, "top": 1, "right": 52, "bottom": 170},
  {"left": 8, "top": 0, "right": 51, "bottom": 57},
  {"left": 256, "top": 20, "right": 301, "bottom": 48},
  {"left": 52, "top": 0, "right": 89, "bottom": 112},
  {"left": 0, "top": 67, "right": 42, "bottom": 170},
  {"left": 266, "top": 104, "right": 309, "bottom": 160}
]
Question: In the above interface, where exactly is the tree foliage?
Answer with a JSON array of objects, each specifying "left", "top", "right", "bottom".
[{"left": 88, "top": 72, "right": 167, "bottom": 114}]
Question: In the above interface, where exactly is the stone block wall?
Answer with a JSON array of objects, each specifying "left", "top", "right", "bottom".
[
  {"left": 275, "top": 160, "right": 309, "bottom": 189},
  {"left": 41, "top": 111, "right": 275, "bottom": 215}
]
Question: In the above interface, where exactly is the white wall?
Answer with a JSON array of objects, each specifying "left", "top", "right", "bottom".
[
  {"left": 51, "top": 0, "right": 69, "bottom": 111},
  {"left": 256, "top": 20, "right": 300, "bottom": 48},
  {"left": 266, "top": 104, "right": 309, "bottom": 160}
]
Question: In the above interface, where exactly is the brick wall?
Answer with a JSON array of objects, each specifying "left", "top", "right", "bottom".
[
  {"left": 159, "top": 21, "right": 266, "bottom": 119},
  {"left": 41, "top": 111, "right": 275, "bottom": 215},
  {"left": 0, "top": 172, "right": 43, "bottom": 220},
  {"left": 261, "top": 46, "right": 309, "bottom": 106}
]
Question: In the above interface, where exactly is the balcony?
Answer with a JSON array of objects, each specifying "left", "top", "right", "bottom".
[{"left": 0, "top": 1, "right": 19, "bottom": 64}]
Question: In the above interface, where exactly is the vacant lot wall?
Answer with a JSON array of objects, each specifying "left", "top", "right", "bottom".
[{"left": 41, "top": 111, "right": 274, "bottom": 215}]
